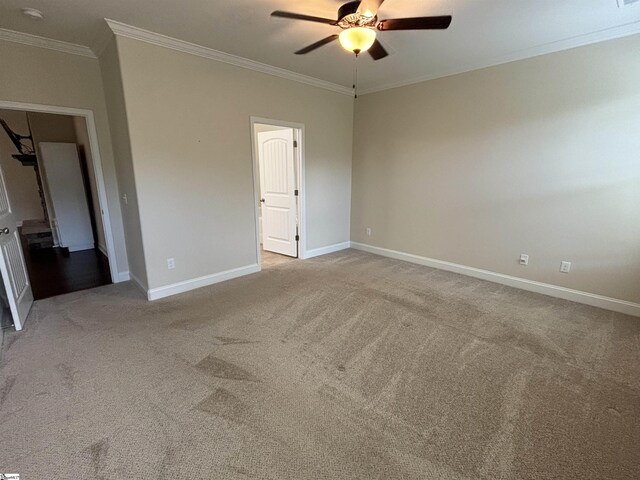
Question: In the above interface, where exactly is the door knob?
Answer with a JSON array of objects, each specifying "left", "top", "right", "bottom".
[
  {"left": 260, "top": 198, "right": 266, "bottom": 203},
  {"left": 0, "top": 227, "right": 9, "bottom": 235}
]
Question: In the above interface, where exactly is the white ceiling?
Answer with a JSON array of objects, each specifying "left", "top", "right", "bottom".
[{"left": 1, "top": 0, "right": 639, "bottom": 92}]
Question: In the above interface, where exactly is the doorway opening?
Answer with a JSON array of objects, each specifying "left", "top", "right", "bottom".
[
  {"left": 250, "top": 118, "right": 305, "bottom": 269},
  {"left": 0, "top": 102, "right": 118, "bottom": 331}
]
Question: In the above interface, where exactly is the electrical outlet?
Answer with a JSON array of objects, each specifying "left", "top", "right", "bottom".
[
  {"left": 167, "top": 258, "right": 175, "bottom": 270},
  {"left": 519, "top": 254, "right": 529, "bottom": 266},
  {"left": 122, "top": 193, "right": 128, "bottom": 205},
  {"left": 366, "top": 227, "right": 372, "bottom": 236},
  {"left": 560, "top": 261, "right": 571, "bottom": 273}
]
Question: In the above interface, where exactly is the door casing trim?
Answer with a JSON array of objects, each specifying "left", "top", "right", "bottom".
[
  {"left": 250, "top": 116, "right": 306, "bottom": 268},
  {"left": 0, "top": 100, "right": 121, "bottom": 283}
]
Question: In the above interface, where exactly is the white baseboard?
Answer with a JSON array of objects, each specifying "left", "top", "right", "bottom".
[
  {"left": 146, "top": 263, "right": 260, "bottom": 301},
  {"left": 129, "top": 272, "right": 148, "bottom": 297},
  {"left": 116, "top": 270, "right": 130, "bottom": 282},
  {"left": 304, "top": 241, "right": 351, "bottom": 259},
  {"left": 350, "top": 242, "right": 640, "bottom": 317},
  {"left": 67, "top": 243, "right": 95, "bottom": 253}
]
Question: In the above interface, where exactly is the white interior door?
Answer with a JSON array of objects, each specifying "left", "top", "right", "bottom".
[
  {"left": 0, "top": 164, "right": 33, "bottom": 331},
  {"left": 39, "top": 142, "right": 94, "bottom": 252},
  {"left": 258, "top": 129, "right": 298, "bottom": 257}
]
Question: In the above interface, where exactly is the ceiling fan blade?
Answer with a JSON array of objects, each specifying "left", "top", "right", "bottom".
[
  {"left": 377, "top": 15, "right": 452, "bottom": 31},
  {"left": 271, "top": 10, "right": 337, "bottom": 25},
  {"left": 295, "top": 35, "right": 339, "bottom": 55},
  {"left": 357, "top": 0, "right": 386, "bottom": 18},
  {"left": 368, "top": 39, "right": 388, "bottom": 60}
]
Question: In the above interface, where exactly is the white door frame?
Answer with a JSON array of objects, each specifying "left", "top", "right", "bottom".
[
  {"left": 250, "top": 116, "right": 306, "bottom": 267},
  {"left": 0, "top": 100, "right": 120, "bottom": 283}
]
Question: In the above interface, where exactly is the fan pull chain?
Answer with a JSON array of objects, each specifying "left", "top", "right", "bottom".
[{"left": 353, "top": 53, "right": 359, "bottom": 99}]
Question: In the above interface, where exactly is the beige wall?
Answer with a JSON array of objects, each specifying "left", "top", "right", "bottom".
[
  {"left": 0, "top": 109, "right": 44, "bottom": 223},
  {"left": 7, "top": 28, "right": 635, "bottom": 306},
  {"left": 0, "top": 40, "right": 129, "bottom": 277},
  {"left": 352, "top": 34, "right": 640, "bottom": 304},
  {"left": 29, "top": 112, "right": 77, "bottom": 143},
  {"left": 98, "top": 39, "right": 148, "bottom": 288},
  {"left": 112, "top": 36, "right": 353, "bottom": 290}
]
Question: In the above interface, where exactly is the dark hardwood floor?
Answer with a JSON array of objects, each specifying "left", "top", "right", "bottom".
[{"left": 20, "top": 236, "right": 112, "bottom": 300}]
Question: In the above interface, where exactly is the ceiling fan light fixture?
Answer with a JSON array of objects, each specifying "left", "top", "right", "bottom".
[{"left": 339, "top": 27, "right": 376, "bottom": 54}]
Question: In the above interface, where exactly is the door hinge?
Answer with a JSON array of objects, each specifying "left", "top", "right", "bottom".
[
  {"left": 293, "top": 140, "right": 298, "bottom": 148},
  {"left": 294, "top": 189, "right": 298, "bottom": 196},
  {"left": 295, "top": 235, "right": 300, "bottom": 241}
]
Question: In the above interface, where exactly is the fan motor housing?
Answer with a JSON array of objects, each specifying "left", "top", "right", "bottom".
[
  {"left": 337, "top": 1, "right": 377, "bottom": 29},
  {"left": 338, "top": 1, "right": 361, "bottom": 22}
]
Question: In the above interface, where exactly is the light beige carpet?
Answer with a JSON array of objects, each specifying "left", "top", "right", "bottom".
[{"left": 0, "top": 249, "right": 638, "bottom": 479}]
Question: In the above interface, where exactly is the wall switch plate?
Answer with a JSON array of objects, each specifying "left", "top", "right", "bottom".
[
  {"left": 122, "top": 193, "right": 128, "bottom": 205},
  {"left": 560, "top": 261, "right": 571, "bottom": 273},
  {"left": 519, "top": 254, "right": 529, "bottom": 266},
  {"left": 366, "top": 227, "right": 372, "bottom": 236},
  {"left": 167, "top": 258, "right": 175, "bottom": 270}
]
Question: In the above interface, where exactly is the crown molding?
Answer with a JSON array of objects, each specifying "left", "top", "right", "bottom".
[
  {"left": 359, "top": 20, "right": 640, "bottom": 95},
  {"left": 6, "top": 17, "right": 635, "bottom": 98},
  {"left": 104, "top": 19, "right": 353, "bottom": 96},
  {"left": 0, "top": 28, "right": 96, "bottom": 58}
]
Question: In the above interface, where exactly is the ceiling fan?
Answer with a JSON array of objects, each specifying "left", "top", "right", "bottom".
[{"left": 271, "top": 0, "right": 452, "bottom": 60}]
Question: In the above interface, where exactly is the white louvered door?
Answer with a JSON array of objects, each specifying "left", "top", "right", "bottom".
[
  {"left": 258, "top": 129, "right": 298, "bottom": 257},
  {"left": 0, "top": 164, "right": 33, "bottom": 331}
]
